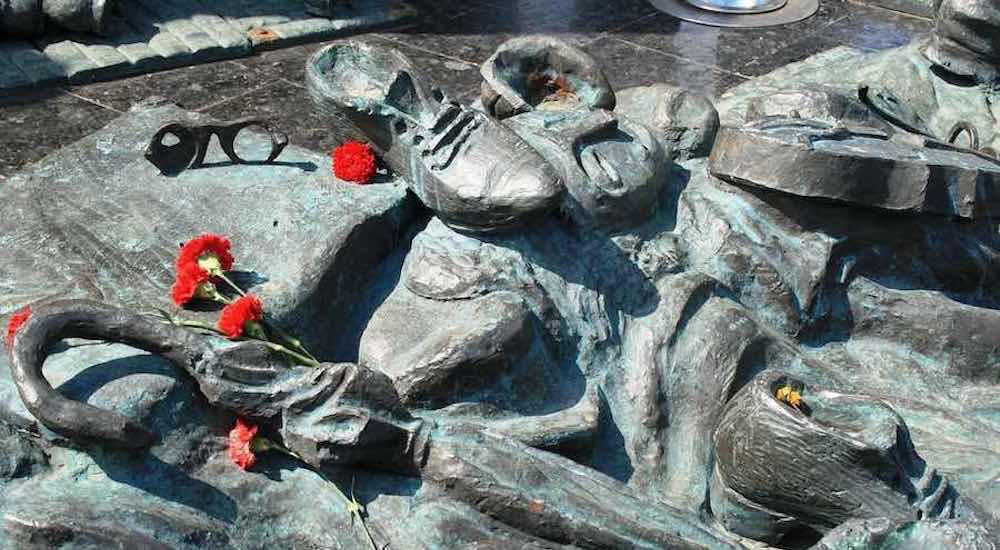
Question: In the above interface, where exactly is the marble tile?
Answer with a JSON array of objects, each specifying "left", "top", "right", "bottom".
[
  {"left": 395, "top": 0, "right": 489, "bottom": 22},
  {"left": 378, "top": 0, "right": 657, "bottom": 66},
  {"left": 735, "top": 3, "right": 929, "bottom": 76},
  {"left": 469, "top": 0, "right": 658, "bottom": 35},
  {"left": 587, "top": 37, "right": 748, "bottom": 99},
  {"left": 0, "top": 89, "right": 120, "bottom": 178},
  {"left": 614, "top": 0, "right": 856, "bottom": 77},
  {"left": 235, "top": 42, "right": 323, "bottom": 87},
  {"left": 741, "top": 33, "right": 856, "bottom": 76},
  {"left": 65, "top": 59, "right": 275, "bottom": 113},
  {"left": 199, "top": 79, "right": 342, "bottom": 157},
  {"left": 856, "top": 0, "right": 933, "bottom": 17},
  {"left": 813, "top": 3, "right": 932, "bottom": 51}
]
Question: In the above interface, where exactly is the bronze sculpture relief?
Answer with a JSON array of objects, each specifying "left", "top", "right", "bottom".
[{"left": 3, "top": 2, "right": 1000, "bottom": 547}]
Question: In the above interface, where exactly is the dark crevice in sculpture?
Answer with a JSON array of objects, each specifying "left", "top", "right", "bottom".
[
  {"left": 280, "top": 192, "right": 422, "bottom": 362},
  {"left": 580, "top": 387, "right": 634, "bottom": 483},
  {"left": 929, "top": 64, "right": 981, "bottom": 87},
  {"left": 333, "top": 212, "right": 432, "bottom": 363},
  {"left": 776, "top": 524, "right": 824, "bottom": 549}
]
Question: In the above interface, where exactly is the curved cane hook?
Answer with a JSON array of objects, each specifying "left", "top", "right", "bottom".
[{"left": 8, "top": 300, "right": 209, "bottom": 448}]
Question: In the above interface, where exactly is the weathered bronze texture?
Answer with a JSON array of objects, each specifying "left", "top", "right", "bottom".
[
  {"left": 307, "top": 41, "right": 564, "bottom": 234},
  {"left": 923, "top": 0, "right": 1000, "bottom": 84},
  {"left": 480, "top": 35, "right": 615, "bottom": 120},
  {"left": 0, "top": 0, "right": 45, "bottom": 37},
  {"left": 42, "top": 0, "right": 110, "bottom": 34},
  {"left": 709, "top": 117, "right": 1000, "bottom": 219},
  {"left": 4, "top": 27, "right": 1000, "bottom": 549},
  {"left": 9, "top": 299, "right": 741, "bottom": 549}
]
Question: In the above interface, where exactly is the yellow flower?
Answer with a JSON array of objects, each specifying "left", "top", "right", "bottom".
[
  {"left": 197, "top": 252, "right": 224, "bottom": 277},
  {"left": 193, "top": 280, "right": 220, "bottom": 301},
  {"left": 775, "top": 385, "right": 802, "bottom": 409}
]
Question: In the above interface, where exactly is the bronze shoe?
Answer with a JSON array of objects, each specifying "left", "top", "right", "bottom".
[
  {"left": 480, "top": 35, "right": 615, "bottom": 120},
  {"left": 504, "top": 108, "right": 668, "bottom": 231},
  {"left": 306, "top": 41, "right": 564, "bottom": 234}
]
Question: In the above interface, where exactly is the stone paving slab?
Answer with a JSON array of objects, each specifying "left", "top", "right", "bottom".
[{"left": 0, "top": 0, "right": 415, "bottom": 90}]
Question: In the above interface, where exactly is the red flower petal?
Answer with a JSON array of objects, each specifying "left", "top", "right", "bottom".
[
  {"left": 176, "top": 234, "right": 234, "bottom": 274},
  {"left": 228, "top": 417, "right": 259, "bottom": 470},
  {"left": 4, "top": 306, "right": 31, "bottom": 350},
  {"left": 170, "top": 263, "right": 211, "bottom": 307},
  {"left": 332, "top": 141, "right": 377, "bottom": 184},
  {"left": 217, "top": 295, "right": 264, "bottom": 339}
]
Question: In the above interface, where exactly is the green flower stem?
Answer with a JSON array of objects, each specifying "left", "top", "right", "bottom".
[
  {"left": 262, "top": 319, "right": 320, "bottom": 363},
  {"left": 264, "top": 342, "right": 320, "bottom": 368},
  {"left": 209, "top": 289, "right": 233, "bottom": 305},
  {"left": 343, "top": 480, "right": 382, "bottom": 550},
  {"left": 166, "top": 316, "right": 317, "bottom": 368},
  {"left": 172, "top": 319, "right": 226, "bottom": 335},
  {"left": 215, "top": 271, "right": 248, "bottom": 298},
  {"left": 307, "top": 468, "right": 381, "bottom": 550},
  {"left": 261, "top": 442, "right": 380, "bottom": 550}
]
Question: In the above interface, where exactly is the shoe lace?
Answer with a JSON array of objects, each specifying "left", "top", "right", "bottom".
[{"left": 414, "top": 90, "right": 481, "bottom": 170}]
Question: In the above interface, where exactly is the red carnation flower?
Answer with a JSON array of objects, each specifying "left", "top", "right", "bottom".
[
  {"left": 228, "top": 417, "right": 259, "bottom": 470},
  {"left": 4, "top": 306, "right": 31, "bottom": 350},
  {"left": 170, "top": 263, "right": 216, "bottom": 306},
  {"left": 177, "top": 234, "right": 234, "bottom": 277},
  {"left": 332, "top": 141, "right": 377, "bottom": 184},
  {"left": 218, "top": 295, "right": 264, "bottom": 339}
]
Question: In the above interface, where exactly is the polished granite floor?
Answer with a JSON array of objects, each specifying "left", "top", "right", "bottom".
[{"left": 0, "top": 0, "right": 931, "bottom": 179}]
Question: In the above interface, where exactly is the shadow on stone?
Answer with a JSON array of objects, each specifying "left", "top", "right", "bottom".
[
  {"left": 585, "top": 388, "right": 634, "bottom": 483},
  {"left": 56, "top": 353, "right": 179, "bottom": 403},
  {"left": 335, "top": 213, "right": 431, "bottom": 363},
  {"left": 90, "top": 447, "right": 239, "bottom": 524},
  {"left": 256, "top": 453, "right": 424, "bottom": 507}
]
